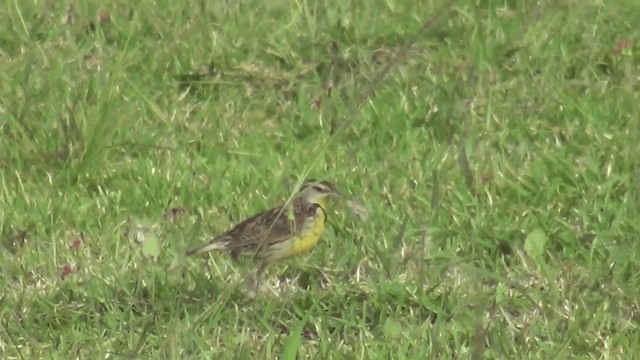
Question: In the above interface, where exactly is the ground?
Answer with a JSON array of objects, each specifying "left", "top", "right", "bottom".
[{"left": 1, "top": 0, "right": 639, "bottom": 358}]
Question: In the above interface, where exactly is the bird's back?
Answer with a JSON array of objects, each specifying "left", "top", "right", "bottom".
[{"left": 224, "top": 198, "right": 323, "bottom": 257}]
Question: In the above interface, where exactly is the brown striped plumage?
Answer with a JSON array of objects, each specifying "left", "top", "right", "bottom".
[{"left": 187, "top": 179, "right": 341, "bottom": 294}]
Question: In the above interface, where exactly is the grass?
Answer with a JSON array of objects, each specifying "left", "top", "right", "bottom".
[{"left": 1, "top": 0, "right": 639, "bottom": 358}]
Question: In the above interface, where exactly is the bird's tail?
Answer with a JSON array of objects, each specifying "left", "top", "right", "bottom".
[{"left": 186, "top": 237, "right": 230, "bottom": 256}]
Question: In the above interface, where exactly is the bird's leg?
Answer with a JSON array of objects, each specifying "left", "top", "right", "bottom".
[
  {"left": 246, "top": 262, "right": 267, "bottom": 298},
  {"left": 255, "top": 262, "right": 266, "bottom": 293}
]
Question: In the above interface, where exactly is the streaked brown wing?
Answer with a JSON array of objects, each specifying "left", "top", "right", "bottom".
[{"left": 225, "top": 199, "right": 315, "bottom": 255}]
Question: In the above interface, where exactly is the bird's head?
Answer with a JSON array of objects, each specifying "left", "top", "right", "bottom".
[{"left": 296, "top": 179, "right": 341, "bottom": 205}]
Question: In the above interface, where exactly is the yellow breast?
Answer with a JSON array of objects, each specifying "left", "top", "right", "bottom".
[{"left": 282, "top": 205, "right": 326, "bottom": 259}]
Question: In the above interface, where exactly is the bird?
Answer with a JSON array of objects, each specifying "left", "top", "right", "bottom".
[{"left": 186, "top": 179, "right": 341, "bottom": 294}]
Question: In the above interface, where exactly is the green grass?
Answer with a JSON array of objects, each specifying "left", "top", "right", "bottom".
[{"left": 1, "top": 0, "right": 639, "bottom": 358}]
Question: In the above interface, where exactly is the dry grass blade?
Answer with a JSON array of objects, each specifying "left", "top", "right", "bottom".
[
  {"left": 470, "top": 298, "right": 497, "bottom": 360},
  {"left": 431, "top": 170, "right": 441, "bottom": 213},
  {"left": 458, "top": 138, "right": 476, "bottom": 196},
  {"left": 346, "top": 199, "right": 369, "bottom": 221}
]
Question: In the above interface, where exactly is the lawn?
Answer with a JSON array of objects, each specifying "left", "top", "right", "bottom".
[{"left": 1, "top": 0, "right": 639, "bottom": 358}]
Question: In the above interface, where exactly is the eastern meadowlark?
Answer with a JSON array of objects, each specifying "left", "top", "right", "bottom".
[{"left": 186, "top": 179, "right": 341, "bottom": 293}]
